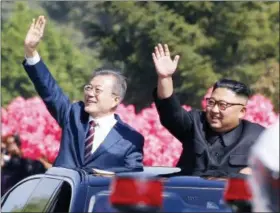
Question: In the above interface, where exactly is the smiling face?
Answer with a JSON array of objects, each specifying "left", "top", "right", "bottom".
[
  {"left": 205, "top": 88, "right": 247, "bottom": 132},
  {"left": 84, "top": 75, "right": 120, "bottom": 118}
]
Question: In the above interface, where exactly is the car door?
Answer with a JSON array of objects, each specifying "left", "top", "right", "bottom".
[
  {"left": 1, "top": 178, "right": 41, "bottom": 212},
  {"left": 1, "top": 177, "right": 72, "bottom": 212},
  {"left": 22, "top": 177, "right": 64, "bottom": 212},
  {"left": 23, "top": 177, "right": 73, "bottom": 212}
]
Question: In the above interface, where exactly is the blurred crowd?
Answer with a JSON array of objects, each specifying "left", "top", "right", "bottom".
[{"left": 1, "top": 134, "right": 52, "bottom": 196}]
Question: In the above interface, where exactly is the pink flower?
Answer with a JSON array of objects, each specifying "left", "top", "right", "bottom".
[
  {"left": 1, "top": 92, "right": 278, "bottom": 166},
  {"left": 201, "top": 87, "right": 213, "bottom": 110}
]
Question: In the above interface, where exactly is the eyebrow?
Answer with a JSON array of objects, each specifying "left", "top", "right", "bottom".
[
  {"left": 209, "top": 97, "right": 245, "bottom": 104},
  {"left": 208, "top": 98, "right": 229, "bottom": 102},
  {"left": 87, "top": 83, "right": 103, "bottom": 88}
]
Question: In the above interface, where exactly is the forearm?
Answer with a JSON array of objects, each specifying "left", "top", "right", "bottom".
[
  {"left": 23, "top": 58, "right": 58, "bottom": 98},
  {"left": 154, "top": 84, "right": 194, "bottom": 141},
  {"left": 157, "top": 76, "right": 174, "bottom": 99},
  {"left": 22, "top": 54, "right": 71, "bottom": 127}
]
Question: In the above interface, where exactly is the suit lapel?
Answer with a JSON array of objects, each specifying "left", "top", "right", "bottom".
[
  {"left": 80, "top": 106, "right": 90, "bottom": 164},
  {"left": 85, "top": 117, "right": 123, "bottom": 164}
]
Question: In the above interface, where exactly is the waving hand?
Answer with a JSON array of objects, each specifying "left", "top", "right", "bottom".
[
  {"left": 152, "top": 44, "right": 180, "bottom": 78},
  {"left": 24, "top": 16, "right": 46, "bottom": 57}
]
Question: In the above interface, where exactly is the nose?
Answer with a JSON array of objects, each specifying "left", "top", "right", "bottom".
[
  {"left": 211, "top": 104, "right": 220, "bottom": 113},
  {"left": 85, "top": 90, "right": 95, "bottom": 97}
]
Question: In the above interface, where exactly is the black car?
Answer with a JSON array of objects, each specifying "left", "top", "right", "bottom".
[{"left": 1, "top": 167, "right": 232, "bottom": 212}]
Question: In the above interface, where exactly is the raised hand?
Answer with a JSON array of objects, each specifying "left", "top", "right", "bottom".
[
  {"left": 152, "top": 44, "right": 180, "bottom": 78},
  {"left": 24, "top": 15, "right": 46, "bottom": 56}
]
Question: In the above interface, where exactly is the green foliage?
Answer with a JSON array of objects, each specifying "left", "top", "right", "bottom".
[
  {"left": 62, "top": 1, "right": 278, "bottom": 110},
  {"left": 161, "top": 2, "right": 279, "bottom": 84},
  {"left": 3, "top": 1, "right": 279, "bottom": 111},
  {"left": 251, "top": 61, "right": 279, "bottom": 112},
  {"left": 79, "top": 2, "right": 218, "bottom": 110},
  {"left": 1, "top": 2, "right": 101, "bottom": 106}
]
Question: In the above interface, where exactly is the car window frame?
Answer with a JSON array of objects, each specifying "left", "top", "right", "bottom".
[
  {"left": 1, "top": 177, "right": 41, "bottom": 212},
  {"left": 43, "top": 177, "right": 73, "bottom": 212},
  {"left": 22, "top": 177, "right": 64, "bottom": 212},
  {"left": 1, "top": 174, "right": 74, "bottom": 213}
]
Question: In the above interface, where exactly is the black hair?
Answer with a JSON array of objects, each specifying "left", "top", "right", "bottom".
[
  {"left": 213, "top": 79, "right": 251, "bottom": 99},
  {"left": 14, "top": 134, "right": 21, "bottom": 147}
]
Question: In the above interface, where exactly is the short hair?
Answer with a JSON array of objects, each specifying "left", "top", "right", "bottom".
[
  {"left": 213, "top": 79, "right": 251, "bottom": 99},
  {"left": 91, "top": 69, "right": 127, "bottom": 102}
]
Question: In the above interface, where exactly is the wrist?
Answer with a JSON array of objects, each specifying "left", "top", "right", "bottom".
[
  {"left": 24, "top": 47, "right": 37, "bottom": 58},
  {"left": 157, "top": 75, "right": 172, "bottom": 80}
]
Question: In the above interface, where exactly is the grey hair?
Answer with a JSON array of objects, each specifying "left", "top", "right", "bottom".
[{"left": 91, "top": 69, "right": 127, "bottom": 102}]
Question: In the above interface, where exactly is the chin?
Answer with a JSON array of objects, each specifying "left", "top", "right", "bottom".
[
  {"left": 84, "top": 105, "right": 96, "bottom": 114},
  {"left": 209, "top": 122, "right": 222, "bottom": 130}
]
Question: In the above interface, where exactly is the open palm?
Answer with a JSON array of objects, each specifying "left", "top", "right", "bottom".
[
  {"left": 24, "top": 16, "right": 46, "bottom": 52},
  {"left": 152, "top": 44, "right": 180, "bottom": 78}
]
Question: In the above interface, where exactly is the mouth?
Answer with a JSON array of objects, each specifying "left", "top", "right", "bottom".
[
  {"left": 85, "top": 99, "right": 97, "bottom": 105},
  {"left": 210, "top": 114, "right": 221, "bottom": 122}
]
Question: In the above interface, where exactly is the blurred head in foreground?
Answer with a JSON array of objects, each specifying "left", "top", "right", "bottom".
[{"left": 248, "top": 120, "right": 279, "bottom": 212}]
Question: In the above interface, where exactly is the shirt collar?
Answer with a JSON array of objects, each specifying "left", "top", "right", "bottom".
[
  {"left": 89, "top": 114, "right": 116, "bottom": 127},
  {"left": 205, "top": 120, "right": 243, "bottom": 147},
  {"left": 221, "top": 121, "right": 243, "bottom": 146}
]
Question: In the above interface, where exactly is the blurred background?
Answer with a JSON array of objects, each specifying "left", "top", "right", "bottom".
[{"left": 1, "top": 1, "right": 279, "bottom": 195}]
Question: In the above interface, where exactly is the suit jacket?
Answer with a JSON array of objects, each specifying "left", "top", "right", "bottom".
[
  {"left": 23, "top": 60, "right": 144, "bottom": 173},
  {"left": 154, "top": 89, "right": 265, "bottom": 176}
]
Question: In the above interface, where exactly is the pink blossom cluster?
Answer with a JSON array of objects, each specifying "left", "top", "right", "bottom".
[
  {"left": 2, "top": 97, "right": 61, "bottom": 162},
  {"left": 244, "top": 94, "right": 279, "bottom": 128},
  {"left": 116, "top": 104, "right": 192, "bottom": 166},
  {"left": 1, "top": 90, "right": 278, "bottom": 165}
]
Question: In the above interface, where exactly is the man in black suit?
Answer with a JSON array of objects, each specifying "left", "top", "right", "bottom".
[{"left": 152, "top": 43, "right": 265, "bottom": 178}]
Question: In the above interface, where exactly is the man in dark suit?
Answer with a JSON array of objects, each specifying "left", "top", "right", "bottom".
[
  {"left": 22, "top": 16, "right": 144, "bottom": 173},
  {"left": 151, "top": 43, "right": 265, "bottom": 178}
]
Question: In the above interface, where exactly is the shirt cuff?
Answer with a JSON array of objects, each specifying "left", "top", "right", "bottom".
[{"left": 25, "top": 52, "right": 40, "bottom": 65}]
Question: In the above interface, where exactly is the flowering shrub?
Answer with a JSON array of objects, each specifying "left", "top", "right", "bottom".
[
  {"left": 116, "top": 104, "right": 192, "bottom": 166},
  {"left": 2, "top": 97, "right": 61, "bottom": 162},
  {"left": 243, "top": 94, "right": 279, "bottom": 128},
  {"left": 1, "top": 89, "right": 278, "bottom": 166}
]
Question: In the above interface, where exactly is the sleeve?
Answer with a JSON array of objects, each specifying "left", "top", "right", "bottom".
[
  {"left": 110, "top": 133, "right": 144, "bottom": 173},
  {"left": 123, "top": 133, "right": 144, "bottom": 171},
  {"left": 153, "top": 88, "right": 195, "bottom": 143},
  {"left": 22, "top": 57, "right": 71, "bottom": 127},
  {"left": 25, "top": 52, "right": 41, "bottom": 65}
]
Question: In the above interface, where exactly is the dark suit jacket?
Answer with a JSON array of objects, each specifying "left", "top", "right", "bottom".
[
  {"left": 154, "top": 90, "right": 265, "bottom": 177},
  {"left": 23, "top": 59, "right": 144, "bottom": 173}
]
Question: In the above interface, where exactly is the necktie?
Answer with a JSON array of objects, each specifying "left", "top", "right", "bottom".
[{"left": 84, "top": 120, "right": 96, "bottom": 161}]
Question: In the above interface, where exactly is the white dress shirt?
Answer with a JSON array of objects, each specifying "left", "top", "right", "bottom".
[
  {"left": 25, "top": 53, "right": 117, "bottom": 153},
  {"left": 25, "top": 52, "right": 41, "bottom": 65},
  {"left": 89, "top": 114, "right": 117, "bottom": 153}
]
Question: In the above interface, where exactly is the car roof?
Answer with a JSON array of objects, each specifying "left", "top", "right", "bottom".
[
  {"left": 44, "top": 167, "right": 225, "bottom": 188},
  {"left": 44, "top": 166, "right": 182, "bottom": 186}
]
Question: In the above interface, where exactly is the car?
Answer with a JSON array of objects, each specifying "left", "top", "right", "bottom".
[{"left": 1, "top": 166, "right": 233, "bottom": 212}]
